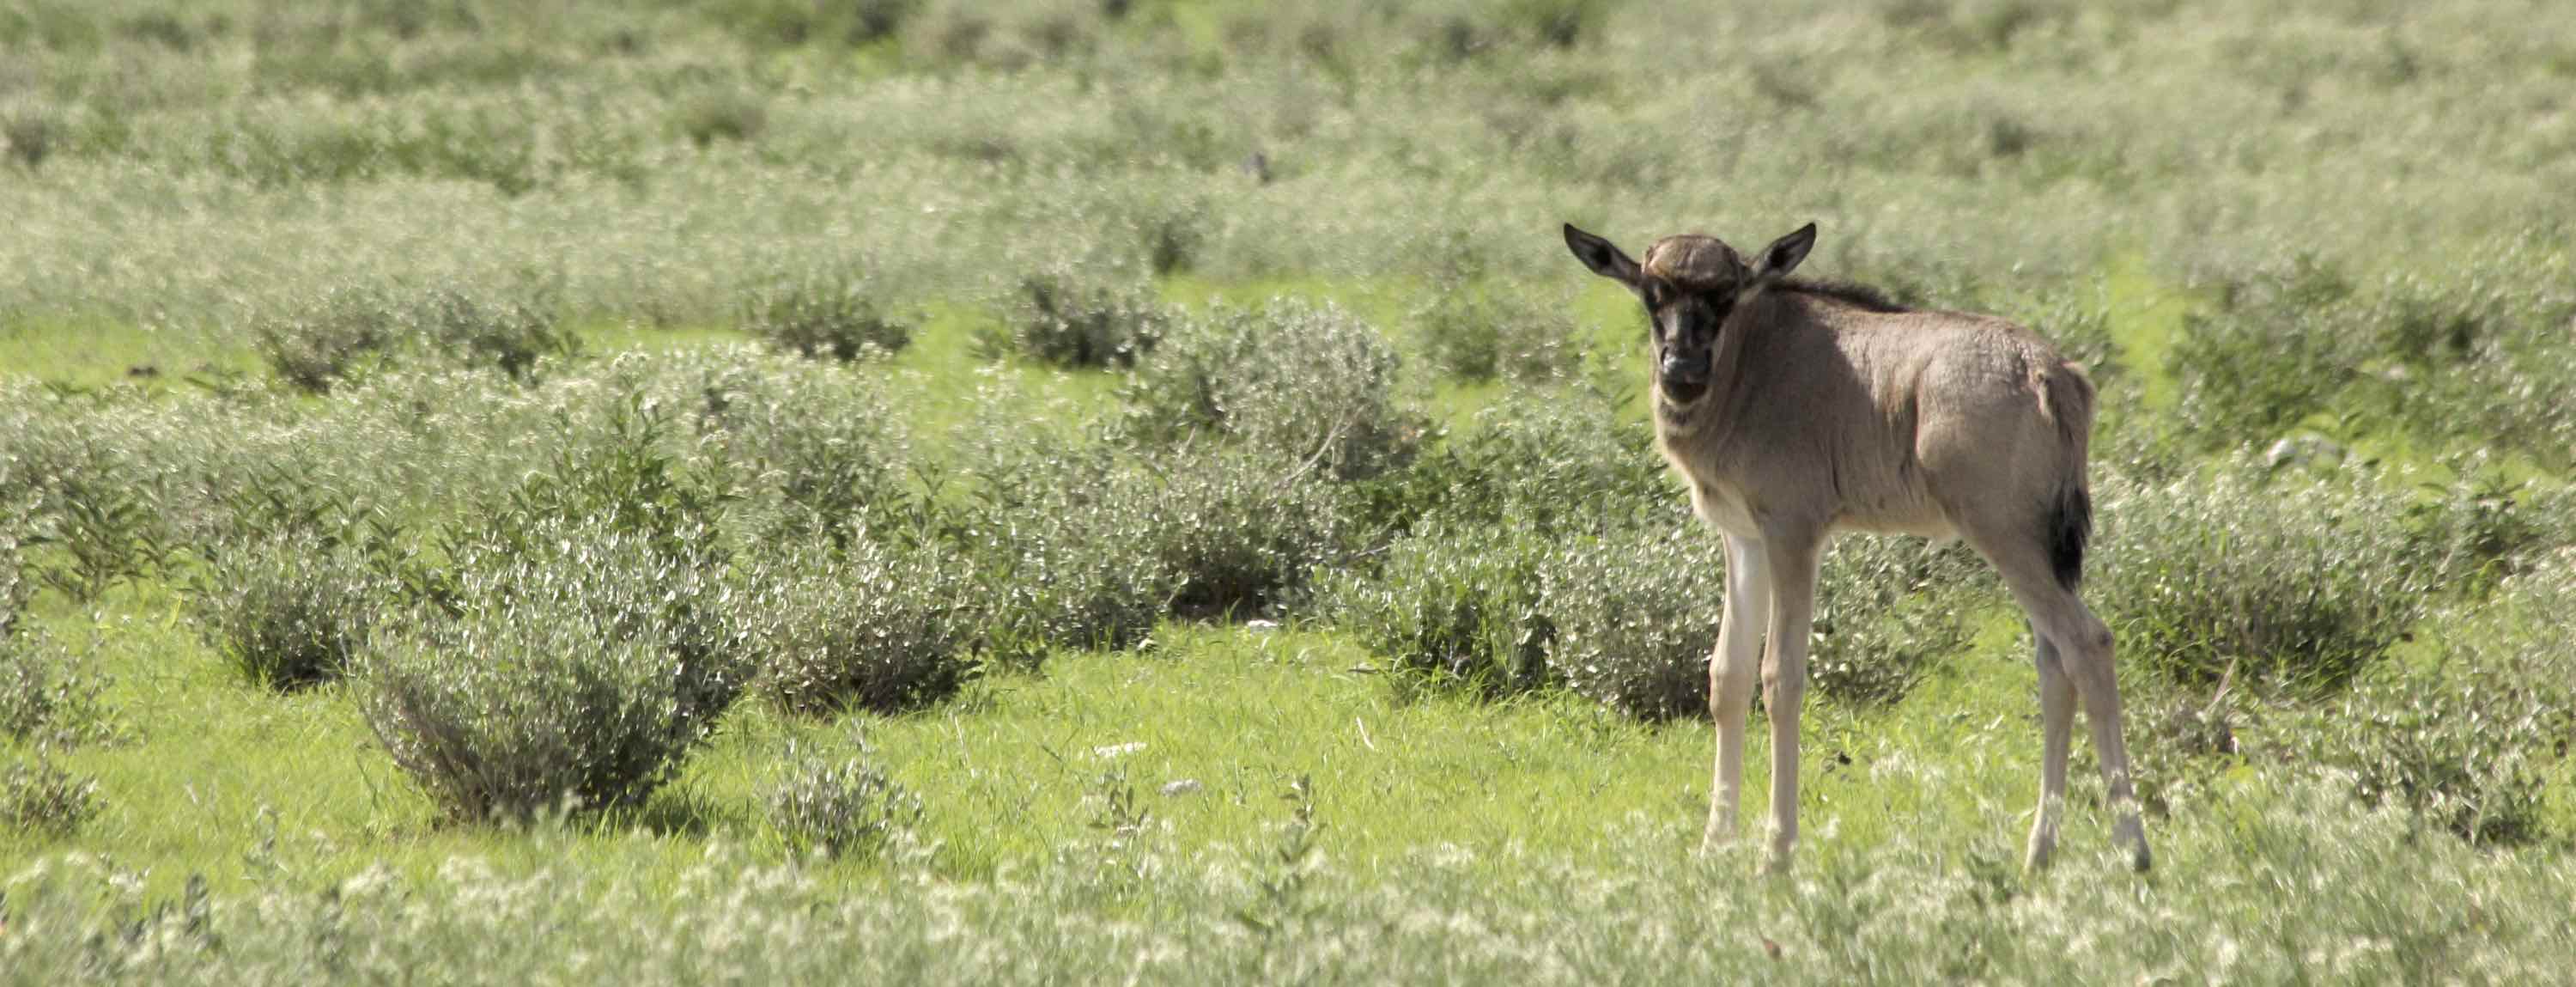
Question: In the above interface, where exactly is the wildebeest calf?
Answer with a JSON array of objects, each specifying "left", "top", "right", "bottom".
[{"left": 1563, "top": 220, "right": 2150, "bottom": 872}]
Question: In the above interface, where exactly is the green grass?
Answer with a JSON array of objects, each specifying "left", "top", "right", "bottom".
[
  {"left": 0, "top": 576, "right": 2115, "bottom": 899},
  {"left": 2099, "top": 251, "right": 2199, "bottom": 413},
  {"left": 13, "top": 579, "right": 2574, "bottom": 982},
  {"left": 0, "top": 317, "right": 259, "bottom": 391}
]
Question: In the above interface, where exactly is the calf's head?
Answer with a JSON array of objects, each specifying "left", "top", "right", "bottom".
[{"left": 1560, "top": 222, "right": 1817, "bottom": 405}]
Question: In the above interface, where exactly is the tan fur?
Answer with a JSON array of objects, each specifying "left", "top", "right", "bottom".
[
  {"left": 1564, "top": 222, "right": 2151, "bottom": 874},
  {"left": 1641, "top": 235, "right": 1747, "bottom": 290},
  {"left": 1656, "top": 295, "right": 2087, "bottom": 544}
]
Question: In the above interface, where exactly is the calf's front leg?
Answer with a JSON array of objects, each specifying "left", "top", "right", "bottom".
[
  {"left": 1759, "top": 530, "right": 1822, "bottom": 871},
  {"left": 1704, "top": 533, "right": 1770, "bottom": 851}
]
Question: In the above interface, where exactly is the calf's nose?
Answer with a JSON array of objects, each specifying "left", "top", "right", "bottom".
[{"left": 1661, "top": 351, "right": 1707, "bottom": 382}]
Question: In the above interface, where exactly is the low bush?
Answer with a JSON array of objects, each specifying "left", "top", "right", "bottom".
[
  {"left": 937, "top": 424, "right": 1351, "bottom": 650},
  {"left": 1540, "top": 520, "right": 1727, "bottom": 720},
  {"left": 2093, "top": 461, "right": 2433, "bottom": 692},
  {"left": 1, "top": 633, "right": 107, "bottom": 746},
  {"left": 4, "top": 482, "right": 114, "bottom": 744},
  {"left": 743, "top": 535, "right": 975, "bottom": 716},
  {"left": 945, "top": 442, "right": 1173, "bottom": 663},
  {"left": 456, "top": 388, "right": 729, "bottom": 575},
  {"left": 361, "top": 393, "right": 750, "bottom": 821},
  {"left": 1409, "top": 282, "right": 1578, "bottom": 383},
  {"left": 904, "top": 0, "right": 1104, "bottom": 70},
  {"left": 2288, "top": 562, "right": 2576, "bottom": 845},
  {"left": 1317, "top": 521, "right": 1552, "bottom": 694},
  {"left": 714, "top": 0, "right": 920, "bottom": 47},
  {"left": 250, "top": 288, "right": 391, "bottom": 393},
  {"left": 1404, "top": 0, "right": 1613, "bottom": 60},
  {"left": 361, "top": 520, "right": 751, "bottom": 823},
  {"left": 2166, "top": 256, "right": 2363, "bottom": 451},
  {"left": 1, "top": 612, "right": 111, "bottom": 747},
  {"left": 1328, "top": 505, "right": 1984, "bottom": 716},
  {"left": 681, "top": 351, "right": 912, "bottom": 539},
  {"left": 188, "top": 533, "right": 386, "bottom": 691},
  {"left": 983, "top": 266, "right": 1170, "bottom": 368},
  {"left": 256, "top": 280, "right": 576, "bottom": 394},
  {"left": 738, "top": 267, "right": 915, "bottom": 361},
  {"left": 417, "top": 281, "right": 578, "bottom": 381},
  {"left": 675, "top": 88, "right": 769, "bottom": 147},
  {"left": 0, "top": 413, "right": 173, "bottom": 603},
  {"left": 762, "top": 744, "right": 925, "bottom": 860},
  {"left": 1358, "top": 382, "right": 1664, "bottom": 537},
  {"left": 35, "top": 468, "right": 170, "bottom": 604},
  {"left": 1807, "top": 537, "right": 1990, "bottom": 707},
  {"left": 1537, "top": 515, "right": 1984, "bottom": 718},
  {"left": 2398, "top": 460, "right": 2573, "bottom": 597},
  {"left": 1125, "top": 300, "right": 1425, "bottom": 480},
  {"left": 1, "top": 757, "right": 98, "bottom": 838},
  {"left": 2170, "top": 259, "right": 2576, "bottom": 465},
  {"left": 0, "top": 520, "right": 28, "bottom": 638},
  {"left": 2, "top": 103, "right": 56, "bottom": 169},
  {"left": 1126, "top": 449, "right": 1358, "bottom": 618}
]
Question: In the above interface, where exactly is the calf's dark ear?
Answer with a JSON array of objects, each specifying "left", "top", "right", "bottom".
[
  {"left": 1564, "top": 223, "right": 1643, "bottom": 287},
  {"left": 1752, "top": 222, "right": 1817, "bottom": 283}
]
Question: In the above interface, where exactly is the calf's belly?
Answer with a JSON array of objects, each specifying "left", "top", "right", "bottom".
[{"left": 1832, "top": 511, "right": 1960, "bottom": 540}]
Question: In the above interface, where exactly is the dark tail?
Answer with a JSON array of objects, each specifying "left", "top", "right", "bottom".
[{"left": 2049, "top": 485, "right": 2092, "bottom": 590}]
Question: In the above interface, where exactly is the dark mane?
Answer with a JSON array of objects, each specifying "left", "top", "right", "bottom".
[{"left": 1780, "top": 277, "right": 1909, "bottom": 314}]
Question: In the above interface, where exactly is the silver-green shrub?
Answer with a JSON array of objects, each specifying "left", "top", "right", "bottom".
[
  {"left": 2093, "top": 462, "right": 2436, "bottom": 692},
  {"left": 738, "top": 266, "right": 915, "bottom": 362},
  {"left": 0, "top": 517, "right": 27, "bottom": 639},
  {"left": 361, "top": 519, "right": 750, "bottom": 822},
  {"left": 714, "top": 0, "right": 921, "bottom": 48},
  {"left": 1409, "top": 281, "right": 1579, "bottom": 383},
  {"left": 744, "top": 535, "right": 975, "bottom": 716},
  {"left": 2171, "top": 259, "right": 2576, "bottom": 466},
  {"left": 1126, "top": 449, "right": 1358, "bottom": 618},
  {"left": 1125, "top": 300, "right": 1425, "bottom": 481},
  {"left": 1358, "top": 382, "right": 1666, "bottom": 537},
  {"left": 762, "top": 745, "right": 925, "bottom": 860},
  {"left": 0, "top": 523, "right": 110, "bottom": 745},
  {"left": 1534, "top": 517, "right": 1981, "bottom": 718},
  {"left": 0, "top": 398, "right": 173, "bottom": 603},
  {"left": 984, "top": 265, "right": 1171, "bottom": 369},
  {"left": 188, "top": 532, "right": 386, "bottom": 691},
  {"left": 2289, "top": 560, "right": 2576, "bottom": 845},
  {"left": 255, "top": 279, "right": 575, "bottom": 394},
  {"left": 360, "top": 389, "right": 750, "bottom": 821},
  {"left": 676, "top": 350, "right": 913, "bottom": 541},
  {"left": 1, "top": 757, "right": 98, "bottom": 838},
  {"left": 1806, "top": 536, "right": 1991, "bottom": 708},
  {"left": 1318, "top": 520, "right": 1552, "bottom": 694},
  {"left": 946, "top": 442, "right": 1174, "bottom": 663},
  {"left": 0, "top": 628, "right": 110, "bottom": 747},
  {"left": 1540, "top": 519, "right": 1728, "bottom": 720},
  {"left": 934, "top": 429, "right": 1353, "bottom": 649}
]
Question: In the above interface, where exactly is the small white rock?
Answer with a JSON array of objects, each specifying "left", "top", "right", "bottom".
[
  {"left": 1091, "top": 741, "right": 1146, "bottom": 759},
  {"left": 1158, "top": 779, "right": 1203, "bottom": 797},
  {"left": 1245, "top": 619, "right": 1281, "bottom": 632}
]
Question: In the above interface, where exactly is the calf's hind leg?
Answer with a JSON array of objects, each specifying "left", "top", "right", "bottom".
[
  {"left": 1963, "top": 519, "right": 2153, "bottom": 872},
  {"left": 2025, "top": 629, "right": 2077, "bottom": 869}
]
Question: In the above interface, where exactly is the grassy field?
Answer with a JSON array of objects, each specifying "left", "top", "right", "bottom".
[{"left": 5, "top": 0, "right": 2576, "bottom": 982}]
